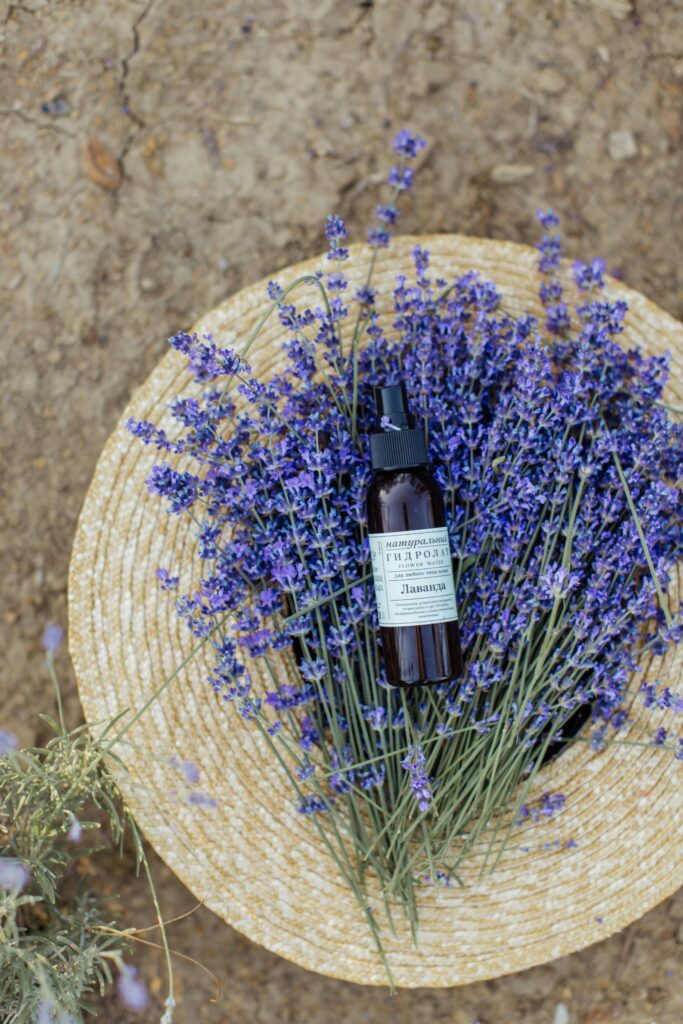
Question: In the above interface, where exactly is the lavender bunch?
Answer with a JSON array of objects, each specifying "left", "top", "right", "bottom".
[{"left": 128, "top": 132, "right": 683, "bottom": 973}]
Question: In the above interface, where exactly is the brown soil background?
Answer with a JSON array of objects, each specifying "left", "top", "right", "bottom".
[{"left": 1, "top": 0, "right": 682, "bottom": 1021}]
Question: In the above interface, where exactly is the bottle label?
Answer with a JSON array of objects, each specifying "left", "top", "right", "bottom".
[{"left": 368, "top": 527, "right": 458, "bottom": 628}]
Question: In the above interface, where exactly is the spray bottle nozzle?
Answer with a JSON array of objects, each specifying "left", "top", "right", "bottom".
[
  {"left": 374, "top": 383, "right": 413, "bottom": 430},
  {"left": 370, "top": 382, "right": 428, "bottom": 470}
]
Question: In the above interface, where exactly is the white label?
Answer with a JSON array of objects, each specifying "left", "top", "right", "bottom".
[{"left": 368, "top": 527, "right": 458, "bottom": 628}]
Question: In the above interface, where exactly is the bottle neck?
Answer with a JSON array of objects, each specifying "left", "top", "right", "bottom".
[{"left": 370, "top": 424, "right": 429, "bottom": 472}]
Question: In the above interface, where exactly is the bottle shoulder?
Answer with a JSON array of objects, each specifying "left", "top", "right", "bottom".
[
  {"left": 366, "top": 466, "right": 445, "bottom": 532},
  {"left": 367, "top": 465, "right": 437, "bottom": 494}
]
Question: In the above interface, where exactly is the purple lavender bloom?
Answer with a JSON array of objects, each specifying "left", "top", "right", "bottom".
[
  {"left": 188, "top": 792, "right": 218, "bottom": 808},
  {"left": 362, "top": 705, "right": 387, "bottom": 730},
  {"left": 169, "top": 755, "right": 200, "bottom": 785},
  {"left": 388, "top": 165, "right": 414, "bottom": 191},
  {"left": 297, "top": 794, "right": 329, "bottom": 815},
  {"left": 546, "top": 301, "right": 570, "bottom": 335},
  {"left": 36, "top": 1000, "right": 76, "bottom": 1024},
  {"left": 573, "top": 257, "right": 606, "bottom": 291},
  {"left": 299, "top": 659, "right": 328, "bottom": 683},
  {"left": 517, "top": 792, "right": 565, "bottom": 825},
  {"left": 41, "top": 623, "right": 63, "bottom": 655},
  {"left": 358, "top": 762, "right": 386, "bottom": 790},
  {"left": 422, "top": 870, "right": 455, "bottom": 888},
  {"left": 156, "top": 567, "right": 179, "bottom": 591},
  {"left": 538, "top": 565, "right": 582, "bottom": 602},
  {"left": 355, "top": 285, "right": 376, "bottom": 306},
  {"left": 367, "top": 227, "right": 390, "bottom": 249},
  {"left": 299, "top": 716, "right": 320, "bottom": 750},
  {"left": 375, "top": 203, "right": 399, "bottom": 225},
  {"left": 0, "top": 858, "right": 30, "bottom": 891},
  {"left": 167, "top": 330, "right": 193, "bottom": 354},
  {"left": 329, "top": 746, "right": 356, "bottom": 793},
  {"left": 117, "top": 964, "right": 150, "bottom": 1012},
  {"left": 657, "top": 687, "right": 674, "bottom": 710},
  {"left": 539, "top": 279, "right": 563, "bottom": 304},
  {"left": 265, "top": 681, "right": 315, "bottom": 711},
  {"left": 537, "top": 233, "right": 562, "bottom": 274},
  {"left": 401, "top": 745, "right": 432, "bottom": 813},
  {"left": 326, "top": 271, "right": 348, "bottom": 292},
  {"left": 0, "top": 728, "right": 18, "bottom": 755},
  {"left": 536, "top": 207, "right": 559, "bottom": 228},
  {"left": 392, "top": 129, "right": 427, "bottom": 158},
  {"left": 296, "top": 760, "right": 315, "bottom": 781},
  {"left": 590, "top": 728, "right": 607, "bottom": 753},
  {"left": 36, "top": 1000, "right": 54, "bottom": 1024},
  {"left": 325, "top": 214, "right": 349, "bottom": 261},
  {"left": 146, "top": 465, "right": 199, "bottom": 514},
  {"left": 66, "top": 813, "right": 82, "bottom": 843},
  {"left": 325, "top": 214, "right": 347, "bottom": 243}
]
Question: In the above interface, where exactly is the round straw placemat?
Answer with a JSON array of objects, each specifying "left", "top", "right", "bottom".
[{"left": 69, "top": 235, "right": 683, "bottom": 987}]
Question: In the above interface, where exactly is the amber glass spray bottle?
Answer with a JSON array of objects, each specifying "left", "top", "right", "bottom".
[{"left": 366, "top": 383, "right": 464, "bottom": 687}]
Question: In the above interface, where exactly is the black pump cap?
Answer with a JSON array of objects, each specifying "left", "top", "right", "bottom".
[
  {"left": 370, "top": 383, "right": 429, "bottom": 471},
  {"left": 375, "top": 383, "right": 413, "bottom": 429}
]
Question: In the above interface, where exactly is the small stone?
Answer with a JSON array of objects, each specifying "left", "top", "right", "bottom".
[
  {"left": 454, "top": 19, "right": 475, "bottom": 54},
  {"left": 607, "top": 130, "right": 637, "bottom": 161},
  {"left": 597, "top": 45, "right": 610, "bottom": 63},
  {"left": 81, "top": 326, "right": 100, "bottom": 346},
  {"left": 661, "top": 108, "right": 680, "bottom": 144},
  {"left": 578, "top": 0, "right": 632, "bottom": 19},
  {"left": 141, "top": 133, "right": 166, "bottom": 177},
  {"left": 200, "top": 126, "right": 220, "bottom": 168},
  {"left": 136, "top": 969, "right": 160, "bottom": 996},
  {"left": 41, "top": 94, "right": 71, "bottom": 117},
  {"left": 490, "top": 163, "right": 535, "bottom": 184},
  {"left": 580, "top": 1009, "right": 621, "bottom": 1023},
  {"left": 424, "top": 2, "right": 450, "bottom": 33},
  {"left": 673, "top": 58, "right": 683, "bottom": 80},
  {"left": 140, "top": 277, "right": 156, "bottom": 292},
  {"left": 83, "top": 137, "right": 123, "bottom": 191},
  {"left": 535, "top": 68, "right": 567, "bottom": 94},
  {"left": 554, "top": 1003, "right": 570, "bottom": 1024}
]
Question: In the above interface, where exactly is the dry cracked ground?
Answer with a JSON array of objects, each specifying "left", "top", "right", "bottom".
[{"left": 1, "top": 0, "right": 683, "bottom": 1021}]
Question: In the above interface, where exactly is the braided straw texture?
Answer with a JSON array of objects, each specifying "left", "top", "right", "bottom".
[{"left": 69, "top": 236, "right": 683, "bottom": 987}]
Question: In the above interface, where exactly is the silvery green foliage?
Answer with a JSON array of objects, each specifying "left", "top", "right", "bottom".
[{"left": 0, "top": 719, "right": 131, "bottom": 1022}]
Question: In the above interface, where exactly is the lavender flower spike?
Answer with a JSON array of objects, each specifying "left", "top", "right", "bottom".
[
  {"left": 117, "top": 963, "right": 150, "bottom": 1012},
  {"left": 392, "top": 129, "right": 427, "bottom": 158},
  {"left": 41, "top": 623, "right": 64, "bottom": 655},
  {"left": 0, "top": 728, "right": 18, "bottom": 755},
  {"left": 0, "top": 858, "right": 31, "bottom": 892},
  {"left": 401, "top": 745, "right": 433, "bottom": 813}
]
